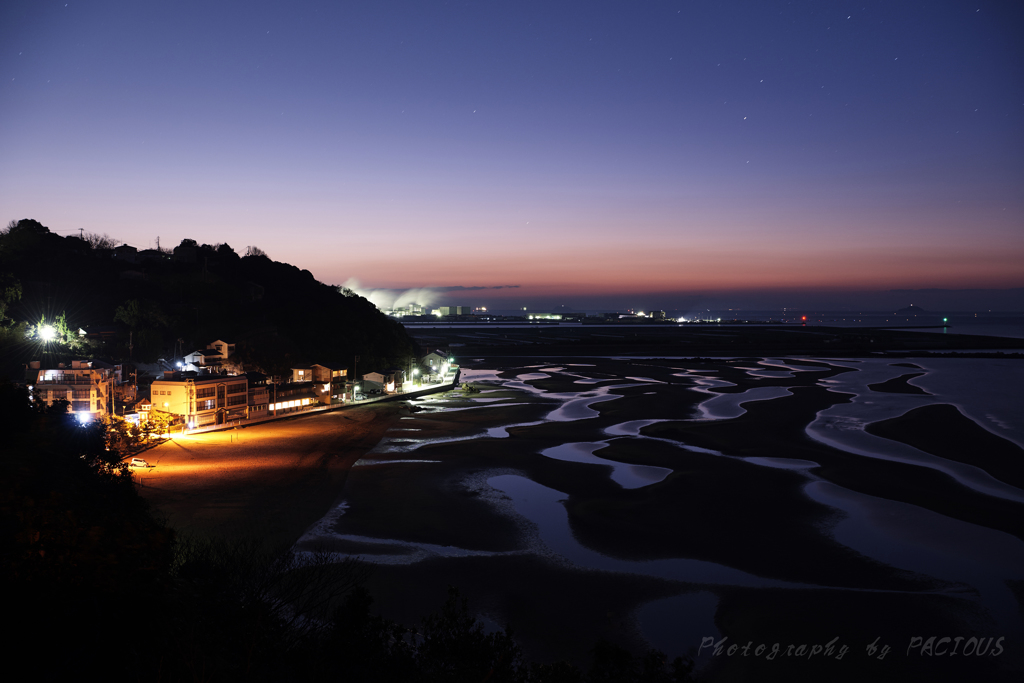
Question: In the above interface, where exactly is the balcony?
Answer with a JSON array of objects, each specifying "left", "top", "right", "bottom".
[{"left": 36, "top": 377, "right": 97, "bottom": 385}]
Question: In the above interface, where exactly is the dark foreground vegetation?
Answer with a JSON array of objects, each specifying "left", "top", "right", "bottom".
[{"left": 1, "top": 382, "right": 693, "bottom": 682}]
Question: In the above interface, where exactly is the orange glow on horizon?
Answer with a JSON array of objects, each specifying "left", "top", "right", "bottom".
[{"left": 338, "top": 240, "right": 1024, "bottom": 299}]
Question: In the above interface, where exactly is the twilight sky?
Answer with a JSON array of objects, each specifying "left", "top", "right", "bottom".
[{"left": 2, "top": 1, "right": 1022, "bottom": 311}]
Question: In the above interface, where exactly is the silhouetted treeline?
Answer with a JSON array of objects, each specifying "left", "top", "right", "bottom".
[{"left": 0, "top": 219, "right": 416, "bottom": 379}]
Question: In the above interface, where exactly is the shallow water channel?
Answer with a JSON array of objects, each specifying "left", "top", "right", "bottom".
[{"left": 297, "top": 356, "right": 1024, "bottom": 668}]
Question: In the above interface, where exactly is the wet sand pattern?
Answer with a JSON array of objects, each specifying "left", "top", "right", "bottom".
[{"left": 295, "top": 356, "right": 1024, "bottom": 677}]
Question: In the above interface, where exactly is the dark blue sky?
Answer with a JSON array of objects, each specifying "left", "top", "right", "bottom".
[{"left": 2, "top": 1, "right": 1021, "bottom": 309}]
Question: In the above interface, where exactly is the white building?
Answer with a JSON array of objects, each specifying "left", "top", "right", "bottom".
[
  {"left": 361, "top": 371, "right": 395, "bottom": 394},
  {"left": 28, "top": 359, "right": 116, "bottom": 420},
  {"left": 183, "top": 339, "right": 236, "bottom": 370}
]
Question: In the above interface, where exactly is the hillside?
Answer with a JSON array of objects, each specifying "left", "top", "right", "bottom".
[{"left": 0, "top": 219, "right": 415, "bottom": 379}]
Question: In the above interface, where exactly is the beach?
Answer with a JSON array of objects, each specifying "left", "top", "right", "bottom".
[
  {"left": 141, "top": 355, "right": 1024, "bottom": 681},
  {"left": 139, "top": 401, "right": 410, "bottom": 549}
]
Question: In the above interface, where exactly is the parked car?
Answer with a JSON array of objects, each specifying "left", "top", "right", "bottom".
[{"left": 129, "top": 458, "right": 149, "bottom": 468}]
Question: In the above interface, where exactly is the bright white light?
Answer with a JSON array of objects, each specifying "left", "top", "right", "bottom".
[
  {"left": 75, "top": 412, "right": 90, "bottom": 425},
  {"left": 39, "top": 325, "right": 57, "bottom": 341}
]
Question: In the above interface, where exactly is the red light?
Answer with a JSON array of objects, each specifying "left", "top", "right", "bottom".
[{"left": 801, "top": 316, "right": 806, "bottom": 321}]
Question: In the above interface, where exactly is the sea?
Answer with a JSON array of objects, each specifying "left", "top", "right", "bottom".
[{"left": 405, "top": 311, "right": 1024, "bottom": 340}]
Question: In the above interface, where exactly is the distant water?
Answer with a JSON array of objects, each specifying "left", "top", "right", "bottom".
[
  {"left": 770, "top": 312, "right": 1024, "bottom": 340},
  {"left": 404, "top": 312, "right": 1024, "bottom": 339}
]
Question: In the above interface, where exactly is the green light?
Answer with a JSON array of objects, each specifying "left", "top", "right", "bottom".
[{"left": 943, "top": 318, "right": 948, "bottom": 323}]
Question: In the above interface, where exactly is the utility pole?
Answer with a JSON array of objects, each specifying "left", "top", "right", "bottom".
[
  {"left": 186, "top": 378, "right": 195, "bottom": 430},
  {"left": 354, "top": 356, "right": 360, "bottom": 401}
]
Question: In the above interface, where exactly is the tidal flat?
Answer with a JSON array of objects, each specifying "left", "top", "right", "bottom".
[
  {"left": 144, "top": 355, "right": 1024, "bottom": 681},
  {"left": 295, "top": 355, "right": 1024, "bottom": 681}
]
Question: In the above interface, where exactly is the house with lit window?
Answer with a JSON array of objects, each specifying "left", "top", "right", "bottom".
[
  {"left": 291, "top": 363, "right": 348, "bottom": 402},
  {"left": 420, "top": 351, "right": 451, "bottom": 380},
  {"left": 112, "top": 244, "right": 138, "bottom": 264},
  {"left": 320, "top": 364, "right": 349, "bottom": 402},
  {"left": 27, "top": 359, "right": 116, "bottom": 420},
  {"left": 290, "top": 365, "right": 313, "bottom": 383},
  {"left": 362, "top": 371, "right": 396, "bottom": 394},
  {"left": 268, "top": 381, "right": 319, "bottom": 415},
  {"left": 150, "top": 370, "right": 248, "bottom": 428}
]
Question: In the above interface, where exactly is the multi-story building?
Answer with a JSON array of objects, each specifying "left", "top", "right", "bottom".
[
  {"left": 150, "top": 371, "right": 248, "bottom": 428},
  {"left": 27, "top": 359, "right": 116, "bottom": 420},
  {"left": 245, "top": 372, "right": 270, "bottom": 419},
  {"left": 319, "top": 364, "right": 349, "bottom": 402},
  {"left": 290, "top": 363, "right": 348, "bottom": 403},
  {"left": 269, "top": 381, "right": 318, "bottom": 415}
]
